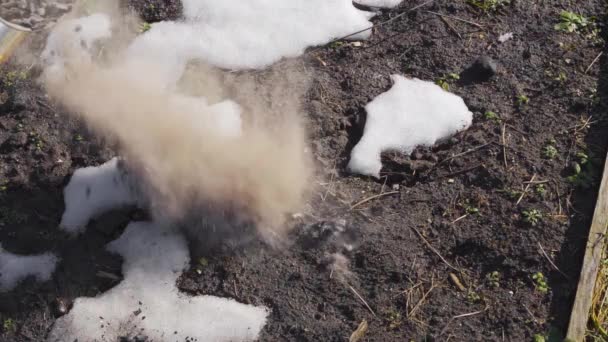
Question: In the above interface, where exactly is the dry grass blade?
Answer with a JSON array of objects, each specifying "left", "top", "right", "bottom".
[
  {"left": 349, "top": 285, "right": 376, "bottom": 316},
  {"left": 350, "top": 191, "right": 399, "bottom": 210},
  {"left": 585, "top": 51, "right": 603, "bottom": 74},
  {"left": 537, "top": 242, "right": 570, "bottom": 280},
  {"left": 411, "top": 226, "right": 459, "bottom": 272},
  {"left": 516, "top": 174, "right": 536, "bottom": 205},
  {"left": 408, "top": 278, "right": 437, "bottom": 318}
]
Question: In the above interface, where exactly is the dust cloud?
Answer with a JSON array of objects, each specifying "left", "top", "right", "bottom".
[{"left": 38, "top": 3, "right": 313, "bottom": 248}]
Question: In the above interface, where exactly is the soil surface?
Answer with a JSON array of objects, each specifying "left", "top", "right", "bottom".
[{"left": 1, "top": 0, "right": 608, "bottom": 341}]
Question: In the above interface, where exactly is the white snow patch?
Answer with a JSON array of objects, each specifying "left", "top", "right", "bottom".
[
  {"left": 498, "top": 32, "right": 514, "bottom": 43},
  {"left": 47, "top": 221, "right": 268, "bottom": 342},
  {"left": 127, "top": 0, "right": 376, "bottom": 70},
  {"left": 354, "top": 0, "right": 404, "bottom": 8},
  {"left": 348, "top": 75, "right": 473, "bottom": 178},
  {"left": 0, "top": 246, "right": 58, "bottom": 291},
  {"left": 60, "top": 158, "right": 138, "bottom": 234}
]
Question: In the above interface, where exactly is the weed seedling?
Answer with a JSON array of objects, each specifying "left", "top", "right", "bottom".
[
  {"left": 535, "top": 184, "right": 547, "bottom": 197},
  {"left": 139, "top": 22, "right": 152, "bottom": 33},
  {"left": 467, "top": 0, "right": 510, "bottom": 12},
  {"left": 2, "top": 318, "right": 15, "bottom": 333},
  {"left": 516, "top": 94, "right": 529, "bottom": 107},
  {"left": 436, "top": 73, "right": 460, "bottom": 91},
  {"left": 467, "top": 291, "right": 481, "bottom": 303},
  {"left": 486, "top": 271, "right": 500, "bottom": 288},
  {"left": 532, "top": 272, "right": 549, "bottom": 293},
  {"left": 533, "top": 334, "right": 546, "bottom": 342},
  {"left": 542, "top": 145, "right": 558, "bottom": 159},
  {"left": 484, "top": 111, "right": 501, "bottom": 123},
  {"left": 555, "top": 11, "right": 589, "bottom": 33},
  {"left": 522, "top": 209, "right": 542, "bottom": 226},
  {"left": 386, "top": 309, "right": 402, "bottom": 329}
]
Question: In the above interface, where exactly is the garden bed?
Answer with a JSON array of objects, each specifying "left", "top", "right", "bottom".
[{"left": 0, "top": 0, "right": 607, "bottom": 341}]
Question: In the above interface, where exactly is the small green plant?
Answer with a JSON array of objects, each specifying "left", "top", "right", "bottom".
[
  {"left": 555, "top": 11, "right": 589, "bottom": 33},
  {"left": 498, "top": 188, "right": 522, "bottom": 200},
  {"left": 467, "top": 0, "right": 510, "bottom": 11},
  {"left": 554, "top": 71, "right": 567, "bottom": 83},
  {"left": 484, "top": 111, "right": 501, "bottom": 123},
  {"left": 329, "top": 41, "right": 344, "bottom": 48},
  {"left": 542, "top": 144, "right": 558, "bottom": 159},
  {"left": 486, "top": 271, "right": 500, "bottom": 288},
  {"left": 567, "top": 151, "right": 598, "bottom": 189},
  {"left": 139, "top": 22, "right": 152, "bottom": 33},
  {"left": 532, "top": 272, "right": 549, "bottom": 293},
  {"left": 535, "top": 184, "right": 547, "bottom": 197},
  {"left": 576, "top": 152, "right": 589, "bottom": 165},
  {"left": 74, "top": 134, "right": 84, "bottom": 142},
  {"left": 465, "top": 205, "right": 480, "bottom": 215},
  {"left": 386, "top": 309, "right": 402, "bottom": 329},
  {"left": 516, "top": 94, "right": 530, "bottom": 107},
  {"left": 2, "top": 318, "right": 16, "bottom": 333},
  {"left": 522, "top": 209, "right": 542, "bottom": 226},
  {"left": 533, "top": 334, "right": 546, "bottom": 342},
  {"left": 2, "top": 70, "right": 28, "bottom": 87},
  {"left": 467, "top": 291, "right": 481, "bottom": 303},
  {"left": 436, "top": 73, "right": 460, "bottom": 91}
]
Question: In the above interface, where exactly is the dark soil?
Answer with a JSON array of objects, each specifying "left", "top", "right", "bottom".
[
  {"left": 121, "top": 0, "right": 183, "bottom": 23},
  {"left": 1, "top": 0, "right": 608, "bottom": 341}
]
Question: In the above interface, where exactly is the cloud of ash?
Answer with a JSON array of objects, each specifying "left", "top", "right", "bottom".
[{"left": 38, "top": 5, "right": 313, "bottom": 248}]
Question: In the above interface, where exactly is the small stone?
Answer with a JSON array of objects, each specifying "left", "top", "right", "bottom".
[
  {"left": 53, "top": 297, "right": 71, "bottom": 317},
  {"left": 460, "top": 56, "right": 498, "bottom": 84}
]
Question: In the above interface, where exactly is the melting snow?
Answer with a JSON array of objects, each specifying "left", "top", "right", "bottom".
[
  {"left": 60, "top": 158, "right": 139, "bottom": 234},
  {"left": 128, "top": 0, "right": 375, "bottom": 70},
  {"left": 0, "top": 246, "right": 58, "bottom": 291},
  {"left": 354, "top": 0, "right": 404, "bottom": 8},
  {"left": 51, "top": 163, "right": 268, "bottom": 341},
  {"left": 348, "top": 75, "right": 473, "bottom": 178},
  {"left": 47, "top": 221, "right": 268, "bottom": 342}
]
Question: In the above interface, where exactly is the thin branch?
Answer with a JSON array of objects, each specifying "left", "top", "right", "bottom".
[
  {"left": 350, "top": 191, "right": 399, "bottom": 210},
  {"left": 349, "top": 285, "right": 376, "bottom": 316},
  {"left": 411, "top": 226, "right": 459, "bottom": 271},
  {"left": 516, "top": 174, "right": 537, "bottom": 205},
  {"left": 585, "top": 51, "right": 603, "bottom": 74},
  {"left": 538, "top": 242, "right": 570, "bottom": 280}
]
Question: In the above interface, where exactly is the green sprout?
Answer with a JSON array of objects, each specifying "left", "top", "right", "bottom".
[
  {"left": 555, "top": 11, "right": 589, "bottom": 33},
  {"left": 486, "top": 271, "right": 500, "bottom": 288},
  {"left": 542, "top": 145, "right": 558, "bottom": 159},
  {"left": 2, "top": 318, "right": 16, "bottom": 333},
  {"left": 467, "top": 0, "right": 510, "bottom": 11},
  {"left": 532, "top": 272, "right": 549, "bottom": 293},
  {"left": 436, "top": 73, "right": 460, "bottom": 91},
  {"left": 484, "top": 111, "right": 501, "bottom": 123},
  {"left": 522, "top": 209, "right": 542, "bottom": 226},
  {"left": 516, "top": 94, "right": 530, "bottom": 107},
  {"left": 467, "top": 291, "right": 481, "bottom": 303},
  {"left": 386, "top": 309, "right": 402, "bottom": 329},
  {"left": 139, "top": 22, "right": 152, "bottom": 33},
  {"left": 535, "top": 184, "right": 547, "bottom": 197}
]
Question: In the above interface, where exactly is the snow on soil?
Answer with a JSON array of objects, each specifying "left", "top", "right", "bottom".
[
  {"left": 48, "top": 221, "right": 268, "bottom": 342},
  {"left": 129, "top": 0, "right": 375, "bottom": 70},
  {"left": 348, "top": 75, "right": 473, "bottom": 178},
  {"left": 60, "top": 158, "right": 139, "bottom": 234},
  {"left": 51, "top": 164, "right": 268, "bottom": 341},
  {"left": 354, "top": 0, "right": 404, "bottom": 8},
  {"left": 0, "top": 246, "right": 58, "bottom": 291}
]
